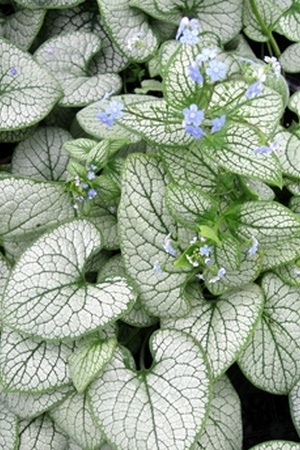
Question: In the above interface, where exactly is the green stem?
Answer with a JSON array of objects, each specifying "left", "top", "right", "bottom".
[{"left": 249, "top": 0, "right": 281, "bottom": 57}]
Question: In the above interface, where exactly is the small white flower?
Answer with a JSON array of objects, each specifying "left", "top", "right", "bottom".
[
  {"left": 195, "top": 47, "right": 219, "bottom": 63},
  {"left": 186, "top": 255, "right": 199, "bottom": 267},
  {"left": 253, "top": 67, "right": 267, "bottom": 83},
  {"left": 264, "top": 56, "right": 281, "bottom": 78}
]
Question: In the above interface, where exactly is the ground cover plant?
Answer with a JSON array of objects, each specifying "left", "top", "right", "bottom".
[{"left": 2, "top": 1, "right": 300, "bottom": 449}]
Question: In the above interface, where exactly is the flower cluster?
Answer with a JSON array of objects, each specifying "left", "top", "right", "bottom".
[
  {"left": 97, "top": 100, "right": 124, "bottom": 127},
  {"left": 188, "top": 47, "right": 227, "bottom": 84},
  {"left": 244, "top": 56, "right": 281, "bottom": 99},
  {"left": 182, "top": 104, "right": 226, "bottom": 139},
  {"left": 72, "top": 164, "right": 98, "bottom": 209},
  {"left": 176, "top": 17, "right": 200, "bottom": 45}
]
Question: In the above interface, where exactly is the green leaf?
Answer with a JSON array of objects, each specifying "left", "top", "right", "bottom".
[
  {"left": 96, "top": 0, "right": 158, "bottom": 61},
  {"left": 0, "top": 177, "right": 75, "bottom": 261},
  {"left": 11, "top": 127, "right": 71, "bottom": 181},
  {"left": 278, "top": 2, "right": 300, "bottom": 41},
  {"left": 238, "top": 273, "right": 300, "bottom": 394},
  {"left": 44, "top": 7, "right": 128, "bottom": 74},
  {"left": 289, "top": 377, "right": 300, "bottom": 438},
  {"left": 18, "top": 416, "right": 68, "bottom": 450},
  {"left": 194, "top": 375, "right": 242, "bottom": 450},
  {"left": 275, "top": 260, "right": 300, "bottom": 287},
  {"left": 260, "top": 237, "right": 300, "bottom": 271},
  {"left": 119, "top": 154, "right": 190, "bottom": 318},
  {"left": 0, "top": 126, "right": 37, "bottom": 143},
  {"left": 210, "top": 80, "right": 284, "bottom": 135},
  {"left": 289, "top": 90, "right": 300, "bottom": 120},
  {"left": 128, "top": 0, "right": 179, "bottom": 23},
  {"left": 89, "top": 329, "right": 211, "bottom": 450},
  {"left": 88, "top": 204, "right": 119, "bottom": 250},
  {"left": 232, "top": 201, "right": 300, "bottom": 244},
  {"left": 248, "top": 442, "right": 300, "bottom": 450},
  {"left": 239, "top": 177, "right": 275, "bottom": 201},
  {"left": 276, "top": 130, "right": 300, "bottom": 180},
  {"left": 0, "top": 328, "right": 73, "bottom": 393},
  {"left": 165, "top": 183, "right": 217, "bottom": 230},
  {"left": 118, "top": 98, "right": 191, "bottom": 146},
  {"left": 212, "top": 123, "right": 282, "bottom": 186},
  {"left": 2, "top": 219, "right": 136, "bottom": 340},
  {"left": 163, "top": 35, "right": 220, "bottom": 109},
  {"left": 50, "top": 391, "right": 105, "bottom": 449},
  {"left": 98, "top": 254, "right": 158, "bottom": 327},
  {"left": 159, "top": 145, "right": 218, "bottom": 194},
  {"left": 162, "top": 283, "right": 263, "bottom": 379},
  {"left": 2, "top": 9, "right": 45, "bottom": 51},
  {"left": 243, "top": 0, "right": 289, "bottom": 42},
  {"left": 0, "top": 404, "right": 18, "bottom": 450},
  {"left": 35, "top": 32, "right": 121, "bottom": 107},
  {"left": 280, "top": 42, "right": 300, "bottom": 73},
  {"left": 68, "top": 336, "right": 117, "bottom": 393},
  {"left": 63, "top": 138, "right": 98, "bottom": 162},
  {"left": 14, "top": 0, "right": 84, "bottom": 10},
  {"left": 0, "top": 38, "right": 62, "bottom": 131},
  {"left": 0, "top": 385, "right": 72, "bottom": 419},
  {"left": 77, "top": 95, "right": 152, "bottom": 142}
]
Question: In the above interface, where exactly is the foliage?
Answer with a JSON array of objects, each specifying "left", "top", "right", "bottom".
[{"left": 2, "top": 1, "right": 300, "bottom": 449}]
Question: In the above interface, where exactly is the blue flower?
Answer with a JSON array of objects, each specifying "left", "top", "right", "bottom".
[
  {"left": 96, "top": 100, "right": 124, "bottom": 127},
  {"left": 188, "top": 64, "right": 203, "bottom": 85},
  {"left": 205, "top": 60, "right": 227, "bottom": 82},
  {"left": 163, "top": 233, "right": 176, "bottom": 256},
  {"left": 211, "top": 115, "right": 226, "bottom": 133},
  {"left": 153, "top": 260, "right": 164, "bottom": 276},
  {"left": 176, "top": 17, "right": 199, "bottom": 40},
  {"left": 88, "top": 189, "right": 97, "bottom": 200},
  {"left": 253, "top": 145, "right": 272, "bottom": 155},
  {"left": 208, "top": 267, "right": 226, "bottom": 284},
  {"left": 196, "top": 47, "right": 219, "bottom": 63},
  {"left": 248, "top": 236, "right": 259, "bottom": 257},
  {"left": 81, "top": 182, "right": 89, "bottom": 189},
  {"left": 185, "top": 125, "right": 205, "bottom": 139},
  {"left": 182, "top": 104, "right": 204, "bottom": 127},
  {"left": 245, "top": 81, "right": 263, "bottom": 99},
  {"left": 180, "top": 28, "right": 200, "bottom": 45},
  {"left": 9, "top": 67, "right": 18, "bottom": 76},
  {"left": 199, "top": 244, "right": 212, "bottom": 257},
  {"left": 106, "top": 100, "right": 124, "bottom": 119},
  {"left": 87, "top": 171, "right": 96, "bottom": 180}
]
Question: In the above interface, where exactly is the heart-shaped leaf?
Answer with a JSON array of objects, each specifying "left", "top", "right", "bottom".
[
  {"left": 0, "top": 38, "right": 62, "bottom": 131},
  {"left": 162, "top": 282, "right": 263, "bottom": 379},
  {"left": 238, "top": 273, "right": 300, "bottom": 394},
  {"left": 260, "top": 237, "right": 300, "bottom": 271},
  {"left": 119, "top": 154, "right": 190, "bottom": 318},
  {"left": 278, "top": 3, "right": 300, "bottom": 41},
  {"left": 0, "top": 329, "right": 74, "bottom": 393},
  {"left": 11, "top": 127, "right": 71, "bottom": 181},
  {"left": 89, "top": 329, "right": 211, "bottom": 450},
  {"left": 35, "top": 32, "right": 121, "bottom": 107},
  {"left": 2, "top": 219, "right": 136, "bottom": 340}
]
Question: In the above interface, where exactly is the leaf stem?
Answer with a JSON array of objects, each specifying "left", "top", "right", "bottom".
[{"left": 249, "top": 0, "right": 281, "bottom": 57}]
